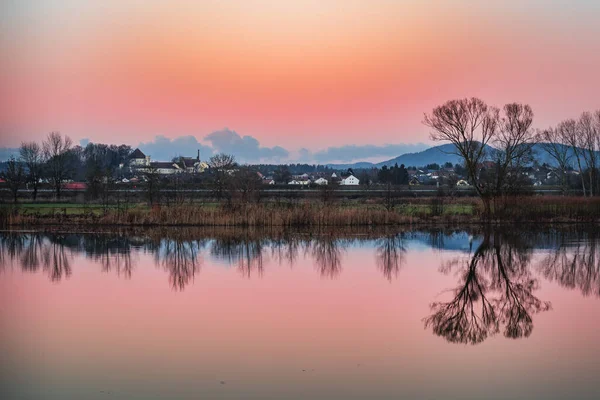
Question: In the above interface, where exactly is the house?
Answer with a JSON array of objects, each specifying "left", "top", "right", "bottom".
[
  {"left": 129, "top": 148, "right": 150, "bottom": 167},
  {"left": 130, "top": 148, "right": 208, "bottom": 174},
  {"left": 314, "top": 177, "right": 328, "bottom": 185},
  {"left": 288, "top": 179, "right": 310, "bottom": 186},
  {"left": 148, "top": 161, "right": 181, "bottom": 174},
  {"left": 340, "top": 175, "right": 359, "bottom": 185},
  {"left": 456, "top": 179, "right": 470, "bottom": 187}
]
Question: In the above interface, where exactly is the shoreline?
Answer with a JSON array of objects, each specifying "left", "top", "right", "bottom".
[{"left": 2, "top": 196, "right": 600, "bottom": 228}]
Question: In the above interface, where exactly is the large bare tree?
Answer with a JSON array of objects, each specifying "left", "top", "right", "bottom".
[
  {"left": 491, "top": 103, "right": 536, "bottom": 195},
  {"left": 42, "top": 132, "right": 73, "bottom": 199},
  {"left": 19, "top": 141, "right": 45, "bottom": 200},
  {"left": 423, "top": 98, "right": 499, "bottom": 212}
]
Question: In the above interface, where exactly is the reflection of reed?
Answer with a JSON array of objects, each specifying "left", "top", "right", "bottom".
[
  {"left": 3, "top": 226, "right": 600, "bottom": 302},
  {"left": 375, "top": 234, "right": 406, "bottom": 281},
  {"left": 424, "top": 232, "right": 551, "bottom": 345}
]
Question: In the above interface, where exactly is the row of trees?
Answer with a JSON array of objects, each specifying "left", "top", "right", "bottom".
[
  {"left": 538, "top": 111, "right": 600, "bottom": 196},
  {"left": 1, "top": 132, "right": 133, "bottom": 202},
  {"left": 423, "top": 98, "right": 600, "bottom": 215},
  {"left": 2, "top": 132, "right": 75, "bottom": 201}
]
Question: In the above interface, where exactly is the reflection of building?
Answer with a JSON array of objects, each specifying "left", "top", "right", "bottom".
[{"left": 127, "top": 148, "right": 208, "bottom": 175}]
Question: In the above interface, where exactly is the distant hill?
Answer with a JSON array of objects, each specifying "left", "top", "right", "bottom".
[
  {"left": 325, "top": 161, "right": 377, "bottom": 170},
  {"left": 326, "top": 143, "right": 482, "bottom": 170},
  {"left": 530, "top": 143, "right": 600, "bottom": 167},
  {"left": 375, "top": 143, "right": 473, "bottom": 168},
  {"left": 329, "top": 142, "right": 600, "bottom": 170}
]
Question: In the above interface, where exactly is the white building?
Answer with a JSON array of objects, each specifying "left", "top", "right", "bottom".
[
  {"left": 340, "top": 175, "right": 360, "bottom": 185},
  {"left": 314, "top": 177, "right": 328, "bottom": 185},
  {"left": 128, "top": 148, "right": 208, "bottom": 175},
  {"left": 288, "top": 180, "right": 311, "bottom": 185}
]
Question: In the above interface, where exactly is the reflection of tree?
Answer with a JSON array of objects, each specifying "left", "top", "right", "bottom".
[
  {"left": 311, "top": 235, "right": 344, "bottom": 279},
  {"left": 40, "top": 236, "right": 73, "bottom": 282},
  {"left": 20, "top": 234, "right": 45, "bottom": 272},
  {"left": 84, "top": 235, "right": 134, "bottom": 279},
  {"left": 270, "top": 234, "right": 302, "bottom": 267},
  {"left": 424, "top": 232, "right": 551, "bottom": 344},
  {"left": 156, "top": 239, "right": 202, "bottom": 290},
  {"left": 0, "top": 233, "right": 73, "bottom": 280},
  {"left": 210, "top": 235, "right": 265, "bottom": 278},
  {"left": 0, "top": 233, "right": 26, "bottom": 268},
  {"left": 375, "top": 234, "right": 406, "bottom": 281},
  {"left": 538, "top": 231, "right": 600, "bottom": 297}
]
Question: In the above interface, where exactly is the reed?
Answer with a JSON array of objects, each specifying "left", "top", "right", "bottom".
[{"left": 2, "top": 196, "right": 599, "bottom": 227}]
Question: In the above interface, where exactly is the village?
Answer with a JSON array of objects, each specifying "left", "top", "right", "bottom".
[{"left": 105, "top": 147, "right": 580, "bottom": 190}]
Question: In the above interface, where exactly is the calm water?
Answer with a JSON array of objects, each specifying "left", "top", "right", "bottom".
[{"left": 1, "top": 227, "right": 599, "bottom": 400}]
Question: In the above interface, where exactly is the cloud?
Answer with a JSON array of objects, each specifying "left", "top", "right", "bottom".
[
  {"left": 310, "top": 143, "right": 429, "bottom": 163},
  {"left": 138, "top": 135, "right": 213, "bottom": 162},
  {"left": 132, "top": 133, "right": 427, "bottom": 165},
  {"left": 204, "top": 128, "right": 289, "bottom": 163}
]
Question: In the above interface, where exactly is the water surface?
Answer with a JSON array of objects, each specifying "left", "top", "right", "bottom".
[{"left": 1, "top": 227, "right": 599, "bottom": 399}]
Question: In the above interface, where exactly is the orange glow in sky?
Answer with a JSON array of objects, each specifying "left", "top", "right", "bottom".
[{"left": 1, "top": 0, "right": 599, "bottom": 152}]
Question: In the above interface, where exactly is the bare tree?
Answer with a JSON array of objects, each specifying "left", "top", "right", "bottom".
[
  {"left": 208, "top": 153, "right": 235, "bottom": 200},
  {"left": 490, "top": 103, "right": 536, "bottom": 198},
  {"left": 228, "top": 166, "right": 263, "bottom": 206},
  {"left": 423, "top": 98, "right": 499, "bottom": 214},
  {"left": 1, "top": 156, "right": 25, "bottom": 203},
  {"left": 19, "top": 141, "right": 44, "bottom": 200},
  {"left": 144, "top": 164, "right": 162, "bottom": 206},
  {"left": 558, "top": 119, "right": 587, "bottom": 196},
  {"left": 578, "top": 112, "right": 599, "bottom": 196},
  {"left": 42, "top": 132, "right": 73, "bottom": 199},
  {"left": 536, "top": 128, "right": 572, "bottom": 194}
]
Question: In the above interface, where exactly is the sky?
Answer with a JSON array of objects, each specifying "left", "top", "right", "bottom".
[{"left": 1, "top": 0, "right": 599, "bottom": 163}]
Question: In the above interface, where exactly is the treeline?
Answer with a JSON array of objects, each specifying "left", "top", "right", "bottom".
[
  {"left": 424, "top": 98, "right": 600, "bottom": 216},
  {"left": 2, "top": 132, "right": 132, "bottom": 202}
]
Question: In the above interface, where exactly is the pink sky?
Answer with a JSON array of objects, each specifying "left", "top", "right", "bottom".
[{"left": 1, "top": 0, "right": 599, "bottom": 151}]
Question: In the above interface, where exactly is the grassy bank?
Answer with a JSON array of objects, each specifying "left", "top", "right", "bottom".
[{"left": 1, "top": 196, "right": 599, "bottom": 227}]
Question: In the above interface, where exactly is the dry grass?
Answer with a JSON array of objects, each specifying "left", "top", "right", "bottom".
[{"left": 2, "top": 196, "right": 599, "bottom": 227}]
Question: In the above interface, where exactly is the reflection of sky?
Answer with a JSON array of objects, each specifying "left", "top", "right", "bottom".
[{"left": 1, "top": 232, "right": 599, "bottom": 399}]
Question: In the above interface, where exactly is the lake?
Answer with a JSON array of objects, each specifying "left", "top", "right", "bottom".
[{"left": 1, "top": 227, "right": 599, "bottom": 399}]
